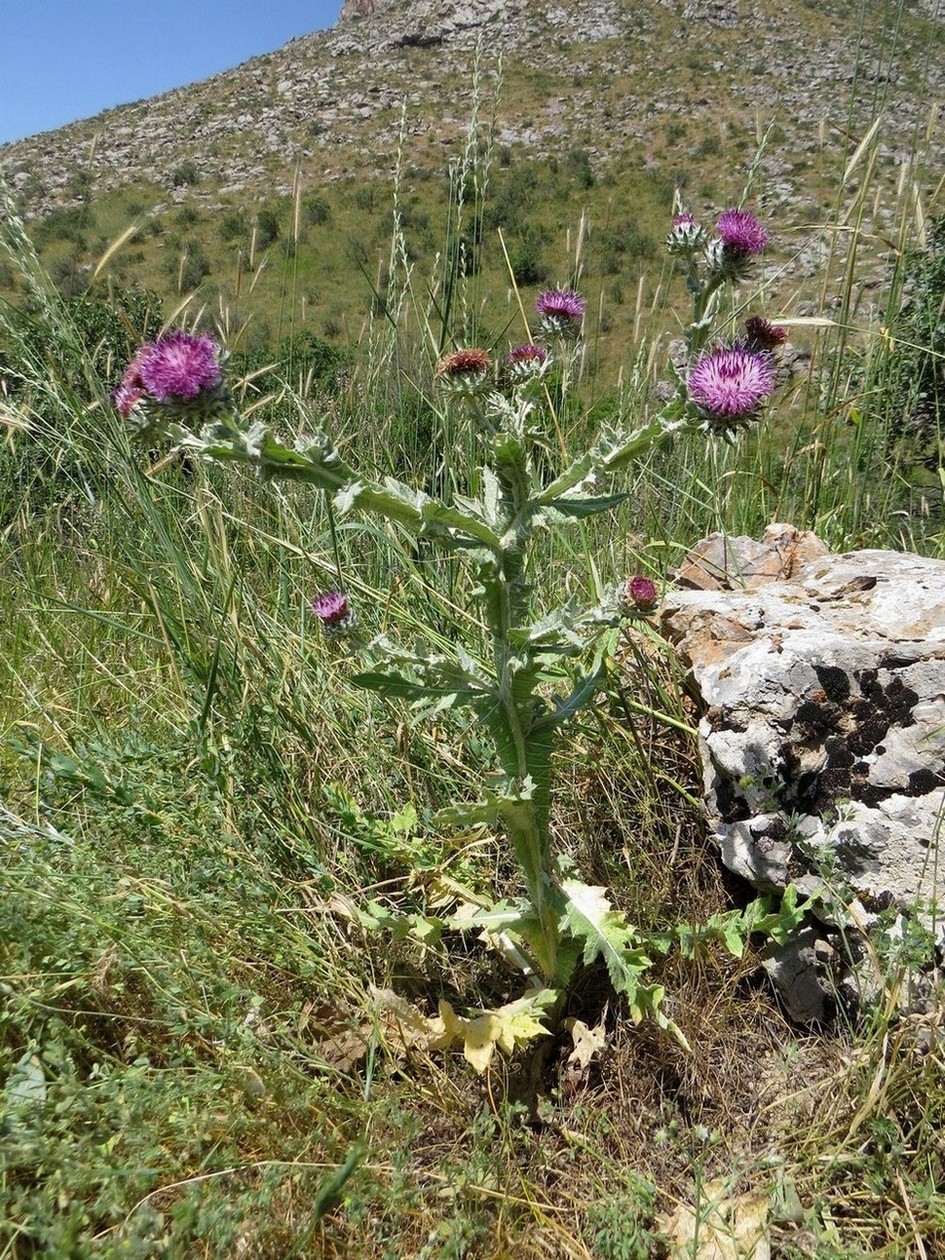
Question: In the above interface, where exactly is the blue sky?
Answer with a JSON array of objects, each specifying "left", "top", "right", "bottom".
[{"left": 0, "top": 1, "right": 344, "bottom": 147}]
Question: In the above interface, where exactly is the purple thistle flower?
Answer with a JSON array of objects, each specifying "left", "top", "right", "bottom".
[
  {"left": 310, "top": 591, "right": 353, "bottom": 634},
  {"left": 136, "top": 331, "right": 223, "bottom": 404},
  {"left": 434, "top": 348, "right": 492, "bottom": 398},
  {"left": 627, "top": 575, "right": 659, "bottom": 612},
  {"left": 688, "top": 344, "right": 776, "bottom": 424},
  {"left": 536, "top": 288, "right": 585, "bottom": 337},
  {"left": 506, "top": 343, "right": 550, "bottom": 382},
  {"left": 716, "top": 209, "right": 768, "bottom": 257},
  {"left": 666, "top": 210, "right": 707, "bottom": 255}
]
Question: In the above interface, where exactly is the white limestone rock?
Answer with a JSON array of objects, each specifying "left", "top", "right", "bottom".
[{"left": 661, "top": 526, "right": 945, "bottom": 1017}]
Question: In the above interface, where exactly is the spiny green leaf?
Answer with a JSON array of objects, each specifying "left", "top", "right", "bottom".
[{"left": 545, "top": 491, "right": 632, "bottom": 519}]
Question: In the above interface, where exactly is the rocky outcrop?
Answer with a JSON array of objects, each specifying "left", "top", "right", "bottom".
[
  {"left": 662, "top": 526, "right": 945, "bottom": 1020},
  {"left": 339, "top": 0, "right": 521, "bottom": 46}
]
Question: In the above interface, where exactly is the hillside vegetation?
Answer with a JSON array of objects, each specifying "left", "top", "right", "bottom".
[{"left": 0, "top": 0, "right": 942, "bottom": 375}]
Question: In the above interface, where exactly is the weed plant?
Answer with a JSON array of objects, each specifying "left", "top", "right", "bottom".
[{"left": 1, "top": 77, "right": 944, "bottom": 1260}]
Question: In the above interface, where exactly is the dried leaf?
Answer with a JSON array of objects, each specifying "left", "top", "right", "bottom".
[
  {"left": 565, "top": 1016, "right": 608, "bottom": 1071},
  {"left": 659, "top": 1182, "right": 770, "bottom": 1260}
]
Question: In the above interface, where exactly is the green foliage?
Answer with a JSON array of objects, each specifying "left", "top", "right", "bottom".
[
  {"left": 586, "top": 1176, "right": 659, "bottom": 1260},
  {"left": 255, "top": 208, "right": 281, "bottom": 249},
  {"left": 175, "top": 203, "right": 201, "bottom": 228},
  {"left": 509, "top": 226, "right": 549, "bottom": 285},
  {"left": 564, "top": 146, "right": 596, "bottom": 189},
  {"left": 170, "top": 240, "right": 211, "bottom": 292},
  {"left": 303, "top": 193, "right": 332, "bottom": 226},
  {"left": 228, "top": 329, "right": 349, "bottom": 408},
  {"left": 32, "top": 204, "right": 94, "bottom": 247},
  {"left": 354, "top": 183, "right": 378, "bottom": 212},
  {"left": 887, "top": 213, "right": 945, "bottom": 446},
  {"left": 219, "top": 208, "right": 247, "bottom": 242},
  {"left": 171, "top": 159, "right": 200, "bottom": 187}
]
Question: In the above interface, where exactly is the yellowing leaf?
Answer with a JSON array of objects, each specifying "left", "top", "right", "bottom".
[
  {"left": 369, "top": 986, "right": 556, "bottom": 1073},
  {"left": 370, "top": 985, "right": 438, "bottom": 1047}
]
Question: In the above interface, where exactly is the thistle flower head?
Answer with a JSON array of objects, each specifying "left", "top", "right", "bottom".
[
  {"left": 506, "top": 343, "right": 550, "bottom": 382},
  {"left": 535, "top": 288, "right": 585, "bottom": 337},
  {"left": 310, "top": 591, "right": 354, "bottom": 635},
  {"left": 716, "top": 209, "right": 768, "bottom": 256},
  {"left": 688, "top": 344, "right": 776, "bottom": 431},
  {"left": 744, "top": 315, "right": 788, "bottom": 352},
  {"left": 626, "top": 575, "right": 659, "bottom": 613},
  {"left": 115, "top": 330, "right": 226, "bottom": 430},
  {"left": 137, "top": 331, "right": 223, "bottom": 404},
  {"left": 666, "top": 211, "right": 707, "bottom": 255},
  {"left": 705, "top": 209, "right": 768, "bottom": 281},
  {"left": 435, "top": 348, "right": 492, "bottom": 398}
]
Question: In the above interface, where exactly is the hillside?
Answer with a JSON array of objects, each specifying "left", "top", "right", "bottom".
[{"left": 0, "top": 0, "right": 942, "bottom": 361}]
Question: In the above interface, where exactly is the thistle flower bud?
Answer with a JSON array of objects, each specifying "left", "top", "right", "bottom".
[
  {"left": 506, "top": 343, "right": 550, "bottom": 382},
  {"left": 625, "top": 575, "right": 659, "bottom": 613},
  {"left": 666, "top": 211, "right": 707, "bottom": 255},
  {"left": 744, "top": 316, "right": 788, "bottom": 353}
]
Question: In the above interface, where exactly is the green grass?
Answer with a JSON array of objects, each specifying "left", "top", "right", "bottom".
[{"left": 1, "top": 28, "right": 945, "bottom": 1256}]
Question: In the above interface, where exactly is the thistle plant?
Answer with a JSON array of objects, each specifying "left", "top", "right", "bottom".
[{"left": 116, "top": 208, "right": 786, "bottom": 1059}]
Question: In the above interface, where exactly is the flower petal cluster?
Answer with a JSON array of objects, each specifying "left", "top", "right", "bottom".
[
  {"left": 535, "top": 288, "right": 585, "bottom": 337},
  {"left": 114, "top": 330, "right": 224, "bottom": 418},
  {"left": 716, "top": 209, "right": 768, "bottom": 256},
  {"left": 744, "top": 316, "right": 788, "bottom": 352},
  {"left": 626, "top": 575, "right": 659, "bottom": 613},
  {"left": 705, "top": 208, "right": 768, "bottom": 281},
  {"left": 506, "top": 343, "right": 550, "bottom": 382},
  {"left": 139, "top": 331, "right": 222, "bottom": 403},
  {"left": 688, "top": 344, "right": 775, "bottom": 428},
  {"left": 310, "top": 591, "right": 354, "bottom": 635}
]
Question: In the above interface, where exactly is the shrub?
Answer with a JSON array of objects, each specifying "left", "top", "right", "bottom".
[
  {"left": 166, "top": 242, "right": 211, "bottom": 292},
  {"left": 171, "top": 160, "right": 200, "bottom": 187},
  {"left": 354, "top": 184, "right": 377, "bottom": 212},
  {"left": 565, "top": 148, "right": 595, "bottom": 188},
  {"left": 48, "top": 255, "right": 89, "bottom": 298},
  {"left": 509, "top": 236, "right": 548, "bottom": 285},
  {"left": 219, "top": 210, "right": 247, "bottom": 242},
  {"left": 254, "top": 209, "right": 281, "bottom": 249},
  {"left": 303, "top": 194, "right": 331, "bottom": 226},
  {"left": 886, "top": 214, "right": 945, "bottom": 449},
  {"left": 32, "top": 206, "right": 93, "bottom": 247}
]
